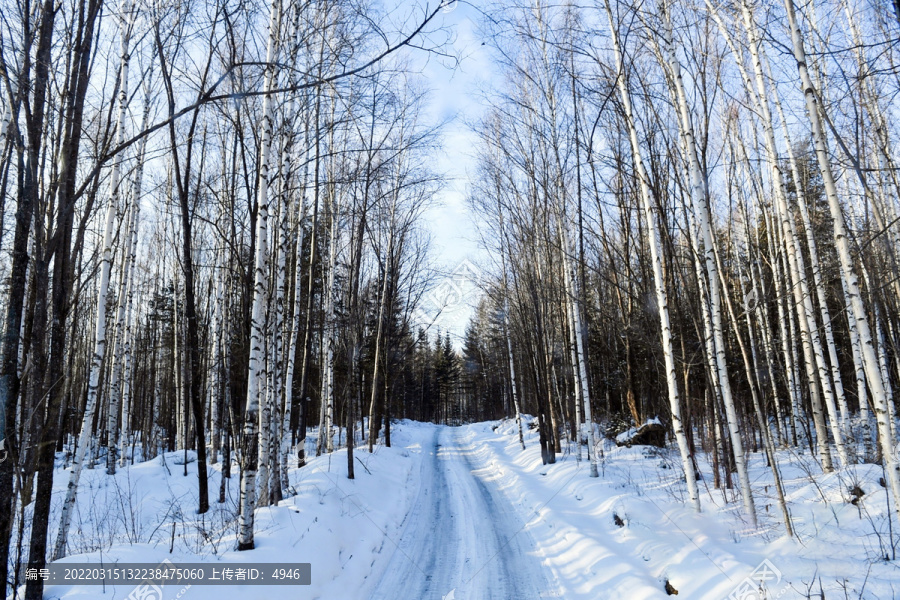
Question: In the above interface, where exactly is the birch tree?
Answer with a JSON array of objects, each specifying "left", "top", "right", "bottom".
[
  {"left": 781, "top": 0, "right": 900, "bottom": 516},
  {"left": 54, "top": 0, "right": 134, "bottom": 555},
  {"left": 601, "top": 0, "right": 702, "bottom": 513},
  {"left": 238, "top": 0, "right": 282, "bottom": 550}
]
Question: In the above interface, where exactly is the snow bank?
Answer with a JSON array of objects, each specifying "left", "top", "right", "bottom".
[
  {"left": 25, "top": 421, "right": 436, "bottom": 600},
  {"left": 17, "top": 417, "right": 898, "bottom": 600},
  {"left": 463, "top": 418, "right": 899, "bottom": 599},
  {"left": 614, "top": 417, "right": 665, "bottom": 447}
]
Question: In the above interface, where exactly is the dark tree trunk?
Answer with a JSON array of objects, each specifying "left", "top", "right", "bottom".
[
  {"left": 155, "top": 20, "right": 212, "bottom": 513},
  {"left": 180, "top": 208, "right": 210, "bottom": 513},
  {"left": 0, "top": 0, "right": 56, "bottom": 589},
  {"left": 26, "top": 0, "right": 100, "bottom": 594}
]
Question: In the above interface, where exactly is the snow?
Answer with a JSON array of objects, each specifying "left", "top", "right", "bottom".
[
  {"left": 15, "top": 418, "right": 900, "bottom": 599},
  {"left": 23, "top": 423, "right": 429, "bottom": 600},
  {"left": 614, "top": 417, "right": 663, "bottom": 446},
  {"left": 484, "top": 416, "right": 900, "bottom": 599},
  {"left": 615, "top": 428, "right": 638, "bottom": 445},
  {"left": 367, "top": 426, "right": 558, "bottom": 599}
]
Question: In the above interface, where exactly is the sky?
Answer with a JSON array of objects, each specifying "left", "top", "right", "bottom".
[{"left": 410, "top": 0, "right": 494, "bottom": 346}]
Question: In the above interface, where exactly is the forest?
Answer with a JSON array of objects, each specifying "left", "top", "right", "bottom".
[{"left": 2, "top": 0, "right": 900, "bottom": 596}]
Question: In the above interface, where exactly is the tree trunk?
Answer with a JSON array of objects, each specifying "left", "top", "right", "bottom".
[
  {"left": 55, "top": 0, "right": 133, "bottom": 549},
  {"left": 238, "top": 0, "right": 282, "bottom": 550},
  {"left": 604, "top": 0, "right": 701, "bottom": 511}
]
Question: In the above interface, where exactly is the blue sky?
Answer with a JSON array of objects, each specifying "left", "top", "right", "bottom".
[
  {"left": 413, "top": 1, "right": 493, "bottom": 343},
  {"left": 421, "top": 1, "right": 492, "bottom": 268}
]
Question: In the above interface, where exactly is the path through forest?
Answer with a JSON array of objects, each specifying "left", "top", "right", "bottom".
[{"left": 368, "top": 427, "right": 560, "bottom": 600}]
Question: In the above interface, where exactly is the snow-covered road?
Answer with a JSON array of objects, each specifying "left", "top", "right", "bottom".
[
  {"left": 369, "top": 427, "right": 559, "bottom": 600},
  {"left": 39, "top": 418, "right": 900, "bottom": 600}
]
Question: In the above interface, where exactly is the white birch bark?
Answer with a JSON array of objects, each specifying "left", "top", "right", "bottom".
[
  {"left": 53, "top": 1, "right": 133, "bottom": 558},
  {"left": 103, "top": 4, "right": 136, "bottom": 475},
  {"left": 840, "top": 274, "right": 868, "bottom": 420},
  {"left": 110, "top": 152, "right": 144, "bottom": 467},
  {"left": 603, "top": 0, "right": 700, "bottom": 511},
  {"left": 710, "top": 1, "right": 799, "bottom": 452},
  {"left": 120, "top": 273, "right": 135, "bottom": 466},
  {"left": 496, "top": 174, "right": 525, "bottom": 452},
  {"left": 320, "top": 189, "right": 338, "bottom": 455},
  {"left": 563, "top": 270, "right": 582, "bottom": 460},
  {"left": 281, "top": 121, "right": 310, "bottom": 488},
  {"left": 769, "top": 72, "right": 851, "bottom": 434},
  {"left": 887, "top": 319, "right": 900, "bottom": 442},
  {"left": 208, "top": 238, "right": 225, "bottom": 465},
  {"left": 114, "top": 199, "right": 138, "bottom": 467},
  {"left": 504, "top": 295, "right": 525, "bottom": 452},
  {"left": 281, "top": 199, "right": 306, "bottom": 483},
  {"left": 864, "top": 265, "right": 898, "bottom": 444},
  {"left": 840, "top": 0, "right": 900, "bottom": 313},
  {"left": 568, "top": 47, "right": 586, "bottom": 460},
  {"left": 316, "top": 86, "right": 339, "bottom": 457},
  {"left": 208, "top": 153, "right": 230, "bottom": 466},
  {"left": 105, "top": 230, "right": 128, "bottom": 475},
  {"left": 659, "top": 0, "right": 752, "bottom": 514},
  {"left": 239, "top": 0, "right": 282, "bottom": 550},
  {"left": 150, "top": 283, "right": 165, "bottom": 458},
  {"left": 261, "top": 149, "right": 288, "bottom": 504},
  {"left": 689, "top": 212, "right": 727, "bottom": 455},
  {"left": 119, "top": 92, "right": 149, "bottom": 466},
  {"left": 0, "top": 103, "right": 8, "bottom": 147},
  {"left": 781, "top": 0, "right": 900, "bottom": 514},
  {"left": 256, "top": 225, "right": 274, "bottom": 507},
  {"left": 767, "top": 82, "right": 836, "bottom": 472},
  {"left": 717, "top": 1, "right": 835, "bottom": 470},
  {"left": 174, "top": 274, "right": 186, "bottom": 451},
  {"left": 275, "top": 17, "right": 311, "bottom": 480},
  {"left": 559, "top": 222, "right": 596, "bottom": 474},
  {"left": 772, "top": 211, "right": 802, "bottom": 445}
]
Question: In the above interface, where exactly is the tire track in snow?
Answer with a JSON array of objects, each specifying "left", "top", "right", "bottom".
[{"left": 368, "top": 426, "right": 558, "bottom": 600}]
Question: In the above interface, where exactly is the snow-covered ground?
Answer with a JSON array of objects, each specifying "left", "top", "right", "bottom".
[
  {"left": 18, "top": 423, "right": 430, "bottom": 600},
  {"left": 473, "top": 418, "right": 900, "bottom": 599},
  {"left": 367, "top": 426, "right": 558, "bottom": 599},
  {"left": 12, "top": 418, "right": 900, "bottom": 599}
]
